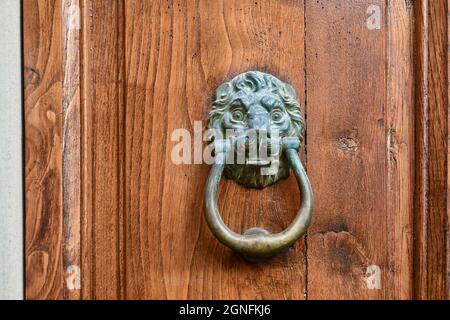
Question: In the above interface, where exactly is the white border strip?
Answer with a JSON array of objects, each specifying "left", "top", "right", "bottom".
[{"left": 0, "top": 0, "right": 23, "bottom": 300}]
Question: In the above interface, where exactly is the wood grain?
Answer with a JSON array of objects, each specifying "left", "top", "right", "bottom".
[
  {"left": 305, "top": 0, "right": 414, "bottom": 299},
  {"left": 24, "top": 0, "right": 64, "bottom": 299},
  {"left": 448, "top": 0, "right": 450, "bottom": 301},
  {"left": 385, "top": 0, "right": 415, "bottom": 300},
  {"left": 123, "top": 0, "right": 306, "bottom": 299},
  {"left": 414, "top": 0, "right": 448, "bottom": 300},
  {"left": 81, "top": 0, "right": 126, "bottom": 300},
  {"left": 25, "top": 0, "right": 84, "bottom": 300},
  {"left": 24, "top": 0, "right": 448, "bottom": 300},
  {"left": 62, "top": 0, "right": 82, "bottom": 300}
]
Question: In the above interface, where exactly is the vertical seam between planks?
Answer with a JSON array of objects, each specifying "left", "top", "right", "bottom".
[
  {"left": 115, "top": 0, "right": 127, "bottom": 300},
  {"left": 79, "top": 0, "right": 87, "bottom": 300},
  {"left": 413, "top": 0, "right": 429, "bottom": 300},
  {"left": 121, "top": 0, "right": 128, "bottom": 300},
  {"left": 384, "top": 0, "right": 390, "bottom": 300},
  {"left": 80, "top": 0, "right": 95, "bottom": 300}
]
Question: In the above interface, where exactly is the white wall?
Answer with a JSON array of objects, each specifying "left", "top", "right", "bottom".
[{"left": 0, "top": 0, "right": 23, "bottom": 300}]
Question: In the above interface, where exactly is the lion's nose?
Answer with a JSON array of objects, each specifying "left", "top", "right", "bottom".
[{"left": 248, "top": 105, "right": 269, "bottom": 132}]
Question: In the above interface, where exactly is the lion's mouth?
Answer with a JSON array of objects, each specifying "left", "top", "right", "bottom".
[{"left": 231, "top": 132, "right": 282, "bottom": 167}]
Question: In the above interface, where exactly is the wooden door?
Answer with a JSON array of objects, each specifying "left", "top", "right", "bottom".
[{"left": 24, "top": 0, "right": 448, "bottom": 300}]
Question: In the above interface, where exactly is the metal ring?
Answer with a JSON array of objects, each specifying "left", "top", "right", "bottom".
[{"left": 204, "top": 145, "right": 313, "bottom": 261}]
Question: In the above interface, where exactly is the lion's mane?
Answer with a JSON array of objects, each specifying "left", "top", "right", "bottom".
[{"left": 207, "top": 71, "right": 305, "bottom": 188}]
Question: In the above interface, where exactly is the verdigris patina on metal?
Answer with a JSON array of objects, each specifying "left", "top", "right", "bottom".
[
  {"left": 207, "top": 71, "right": 305, "bottom": 188},
  {"left": 204, "top": 71, "right": 313, "bottom": 261}
]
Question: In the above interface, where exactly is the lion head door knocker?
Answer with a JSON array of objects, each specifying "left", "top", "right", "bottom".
[{"left": 204, "top": 71, "right": 313, "bottom": 261}]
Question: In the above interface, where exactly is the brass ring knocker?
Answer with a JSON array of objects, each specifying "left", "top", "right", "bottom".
[{"left": 204, "top": 71, "right": 313, "bottom": 261}]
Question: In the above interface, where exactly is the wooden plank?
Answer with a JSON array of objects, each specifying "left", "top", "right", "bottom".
[
  {"left": 24, "top": 0, "right": 84, "bottom": 300},
  {"left": 62, "top": 0, "right": 82, "bottom": 300},
  {"left": 81, "top": 0, "right": 126, "bottom": 300},
  {"left": 414, "top": 0, "right": 448, "bottom": 300},
  {"left": 24, "top": 0, "right": 64, "bottom": 299},
  {"left": 385, "top": 0, "right": 415, "bottom": 300},
  {"left": 448, "top": 0, "right": 450, "bottom": 301},
  {"left": 305, "top": 0, "right": 414, "bottom": 299},
  {"left": 0, "top": 0, "right": 23, "bottom": 300},
  {"left": 80, "top": 0, "right": 93, "bottom": 300},
  {"left": 123, "top": 0, "right": 306, "bottom": 299}
]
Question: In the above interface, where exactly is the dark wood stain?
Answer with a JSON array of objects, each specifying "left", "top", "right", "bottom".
[{"left": 414, "top": 0, "right": 448, "bottom": 300}]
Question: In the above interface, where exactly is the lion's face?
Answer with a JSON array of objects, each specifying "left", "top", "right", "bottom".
[{"left": 207, "top": 71, "right": 304, "bottom": 188}]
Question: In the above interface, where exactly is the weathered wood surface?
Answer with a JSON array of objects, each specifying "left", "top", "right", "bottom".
[
  {"left": 306, "top": 0, "right": 414, "bottom": 299},
  {"left": 80, "top": 0, "right": 127, "bottom": 300},
  {"left": 448, "top": 0, "right": 450, "bottom": 301},
  {"left": 26, "top": 0, "right": 307, "bottom": 300},
  {"left": 414, "top": 0, "right": 448, "bottom": 300},
  {"left": 24, "top": 0, "right": 448, "bottom": 300},
  {"left": 62, "top": 0, "right": 82, "bottom": 300},
  {"left": 24, "top": 0, "right": 65, "bottom": 299}
]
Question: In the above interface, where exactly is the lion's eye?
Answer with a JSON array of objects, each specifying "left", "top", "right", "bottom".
[
  {"left": 271, "top": 110, "right": 284, "bottom": 122},
  {"left": 231, "top": 109, "right": 245, "bottom": 122}
]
